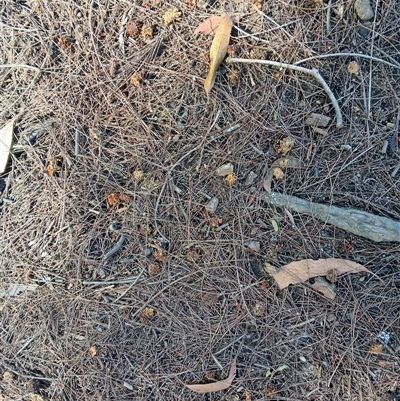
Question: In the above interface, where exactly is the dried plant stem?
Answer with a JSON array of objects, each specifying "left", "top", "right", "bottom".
[
  {"left": 295, "top": 53, "right": 400, "bottom": 69},
  {"left": 226, "top": 57, "right": 343, "bottom": 128},
  {"left": 0, "top": 64, "right": 41, "bottom": 72}
]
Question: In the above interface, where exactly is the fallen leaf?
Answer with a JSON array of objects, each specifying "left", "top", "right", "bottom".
[
  {"left": 312, "top": 276, "right": 336, "bottom": 299},
  {"left": 185, "top": 358, "right": 236, "bottom": 393},
  {"left": 204, "top": 15, "right": 233, "bottom": 97},
  {"left": 276, "top": 364, "right": 289, "bottom": 372},
  {"left": 0, "top": 120, "right": 14, "bottom": 174},
  {"left": 271, "top": 258, "right": 371, "bottom": 290},
  {"left": 194, "top": 15, "right": 224, "bottom": 34},
  {"left": 270, "top": 219, "right": 279, "bottom": 232}
]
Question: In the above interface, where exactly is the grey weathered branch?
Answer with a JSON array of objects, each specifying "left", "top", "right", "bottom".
[{"left": 260, "top": 192, "right": 400, "bottom": 243}]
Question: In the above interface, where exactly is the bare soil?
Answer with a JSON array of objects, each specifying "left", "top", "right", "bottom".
[{"left": 0, "top": 0, "right": 399, "bottom": 400}]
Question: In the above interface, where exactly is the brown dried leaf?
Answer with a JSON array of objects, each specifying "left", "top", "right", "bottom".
[
  {"left": 194, "top": 15, "right": 224, "bottom": 34},
  {"left": 185, "top": 358, "right": 236, "bottom": 393},
  {"left": 204, "top": 15, "right": 233, "bottom": 97},
  {"left": 311, "top": 277, "right": 336, "bottom": 300},
  {"left": 271, "top": 258, "right": 371, "bottom": 290}
]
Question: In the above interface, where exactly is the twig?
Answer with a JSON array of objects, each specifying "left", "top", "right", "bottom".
[
  {"left": 82, "top": 275, "right": 144, "bottom": 285},
  {"left": 0, "top": 64, "right": 41, "bottom": 72},
  {"left": 295, "top": 53, "right": 400, "bottom": 69},
  {"left": 326, "top": 0, "right": 332, "bottom": 33},
  {"left": 104, "top": 235, "right": 126, "bottom": 259},
  {"left": 74, "top": 129, "right": 81, "bottom": 156},
  {"left": 226, "top": 57, "right": 343, "bottom": 128},
  {"left": 112, "top": 270, "right": 145, "bottom": 303}
]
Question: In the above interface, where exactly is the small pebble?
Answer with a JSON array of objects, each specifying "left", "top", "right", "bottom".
[
  {"left": 326, "top": 313, "right": 336, "bottom": 322},
  {"left": 354, "top": 0, "right": 374, "bottom": 21},
  {"left": 123, "top": 381, "right": 134, "bottom": 390},
  {"left": 215, "top": 163, "right": 233, "bottom": 177},
  {"left": 245, "top": 171, "right": 258, "bottom": 186},
  {"left": 248, "top": 240, "right": 260, "bottom": 252},
  {"left": 205, "top": 196, "right": 219, "bottom": 214}
]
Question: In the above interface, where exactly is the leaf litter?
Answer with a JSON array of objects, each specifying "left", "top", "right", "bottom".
[
  {"left": 203, "top": 14, "right": 234, "bottom": 97},
  {"left": 185, "top": 357, "right": 236, "bottom": 393},
  {"left": 270, "top": 258, "right": 371, "bottom": 290}
]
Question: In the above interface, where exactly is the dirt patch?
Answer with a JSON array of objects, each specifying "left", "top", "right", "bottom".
[{"left": 0, "top": 0, "right": 399, "bottom": 400}]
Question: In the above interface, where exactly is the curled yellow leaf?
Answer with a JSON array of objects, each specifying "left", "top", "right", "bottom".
[{"left": 204, "top": 15, "right": 233, "bottom": 98}]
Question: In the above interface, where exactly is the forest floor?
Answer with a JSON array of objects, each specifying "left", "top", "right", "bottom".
[{"left": 0, "top": 0, "right": 399, "bottom": 400}]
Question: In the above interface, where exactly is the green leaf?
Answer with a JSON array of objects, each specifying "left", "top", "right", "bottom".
[
  {"left": 270, "top": 219, "right": 279, "bottom": 232},
  {"left": 265, "top": 369, "right": 272, "bottom": 378},
  {"left": 276, "top": 364, "right": 289, "bottom": 372}
]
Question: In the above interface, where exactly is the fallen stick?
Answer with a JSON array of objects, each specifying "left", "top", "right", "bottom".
[
  {"left": 104, "top": 235, "right": 126, "bottom": 259},
  {"left": 260, "top": 191, "right": 400, "bottom": 243},
  {"left": 226, "top": 57, "right": 343, "bottom": 128}
]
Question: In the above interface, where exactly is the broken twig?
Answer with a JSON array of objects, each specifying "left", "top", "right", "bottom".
[
  {"left": 104, "top": 235, "right": 126, "bottom": 259},
  {"left": 226, "top": 57, "right": 343, "bottom": 128}
]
